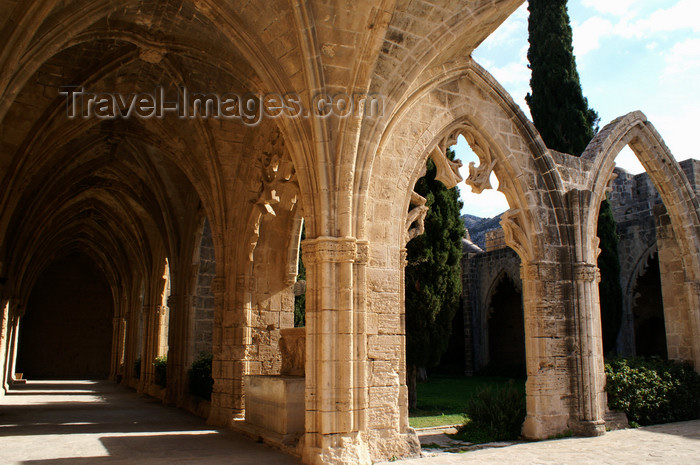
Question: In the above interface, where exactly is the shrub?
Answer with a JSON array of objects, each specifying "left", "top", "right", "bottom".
[
  {"left": 134, "top": 357, "right": 141, "bottom": 379},
  {"left": 605, "top": 357, "right": 700, "bottom": 426},
  {"left": 456, "top": 380, "right": 526, "bottom": 443},
  {"left": 188, "top": 351, "right": 213, "bottom": 400},
  {"left": 153, "top": 356, "right": 167, "bottom": 387}
]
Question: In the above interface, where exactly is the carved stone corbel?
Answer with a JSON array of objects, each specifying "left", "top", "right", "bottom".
[
  {"left": 500, "top": 209, "right": 534, "bottom": 261},
  {"left": 462, "top": 128, "right": 497, "bottom": 194},
  {"left": 405, "top": 190, "right": 428, "bottom": 244},
  {"left": 429, "top": 145, "right": 462, "bottom": 189}
]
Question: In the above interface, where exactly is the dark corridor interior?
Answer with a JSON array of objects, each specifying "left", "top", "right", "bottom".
[
  {"left": 487, "top": 275, "right": 525, "bottom": 376},
  {"left": 17, "top": 252, "right": 114, "bottom": 379},
  {"left": 632, "top": 253, "right": 667, "bottom": 358}
]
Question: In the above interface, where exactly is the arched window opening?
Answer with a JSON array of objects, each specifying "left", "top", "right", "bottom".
[
  {"left": 17, "top": 252, "right": 113, "bottom": 379},
  {"left": 631, "top": 253, "right": 667, "bottom": 358},
  {"left": 485, "top": 274, "right": 525, "bottom": 377}
]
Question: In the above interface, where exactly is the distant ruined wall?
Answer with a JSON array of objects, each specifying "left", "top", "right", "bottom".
[
  {"left": 461, "top": 159, "right": 700, "bottom": 368},
  {"left": 461, "top": 244, "right": 521, "bottom": 374}
]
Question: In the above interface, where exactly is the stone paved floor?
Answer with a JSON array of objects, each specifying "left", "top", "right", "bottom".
[
  {"left": 383, "top": 420, "right": 700, "bottom": 464},
  {"left": 3, "top": 381, "right": 699, "bottom": 464},
  {"left": 0, "top": 380, "right": 300, "bottom": 464}
]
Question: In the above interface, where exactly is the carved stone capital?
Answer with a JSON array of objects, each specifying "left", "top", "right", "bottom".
[
  {"left": 573, "top": 263, "right": 600, "bottom": 283},
  {"left": 355, "top": 240, "right": 370, "bottom": 265},
  {"left": 301, "top": 236, "right": 358, "bottom": 265},
  {"left": 520, "top": 262, "right": 563, "bottom": 282}
]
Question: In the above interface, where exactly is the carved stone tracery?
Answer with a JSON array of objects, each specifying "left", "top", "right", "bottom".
[{"left": 246, "top": 128, "right": 301, "bottom": 261}]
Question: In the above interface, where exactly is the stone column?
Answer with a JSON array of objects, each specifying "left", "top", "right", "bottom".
[
  {"left": 0, "top": 300, "right": 8, "bottom": 395},
  {"left": 209, "top": 274, "right": 250, "bottom": 425},
  {"left": 164, "top": 293, "right": 183, "bottom": 404},
  {"left": 570, "top": 262, "right": 606, "bottom": 436},
  {"left": 124, "top": 302, "right": 141, "bottom": 385},
  {"left": 109, "top": 317, "right": 126, "bottom": 381},
  {"left": 139, "top": 303, "right": 160, "bottom": 391},
  {"left": 520, "top": 261, "right": 572, "bottom": 438},
  {"left": 301, "top": 236, "right": 371, "bottom": 465},
  {"left": 686, "top": 281, "right": 700, "bottom": 371},
  {"left": 5, "top": 309, "right": 21, "bottom": 386}
]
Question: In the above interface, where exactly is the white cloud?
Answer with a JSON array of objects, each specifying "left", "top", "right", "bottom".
[
  {"left": 573, "top": 16, "right": 614, "bottom": 56},
  {"left": 479, "top": 3, "right": 528, "bottom": 50},
  {"left": 581, "top": 0, "right": 637, "bottom": 17},
  {"left": 486, "top": 45, "right": 530, "bottom": 86},
  {"left": 618, "top": 0, "right": 700, "bottom": 38},
  {"left": 660, "top": 37, "right": 700, "bottom": 83}
]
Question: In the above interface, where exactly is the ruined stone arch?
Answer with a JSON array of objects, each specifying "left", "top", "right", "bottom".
[
  {"left": 359, "top": 56, "right": 605, "bottom": 445},
  {"left": 365, "top": 58, "right": 566, "bottom": 263},
  {"left": 582, "top": 111, "right": 700, "bottom": 365},
  {"left": 484, "top": 268, "right": 522, "bottom": 315}
]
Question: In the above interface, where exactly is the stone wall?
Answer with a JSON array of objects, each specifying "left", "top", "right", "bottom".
[{"left": 461, "top": 241, "right": 521, "bottom": 374}]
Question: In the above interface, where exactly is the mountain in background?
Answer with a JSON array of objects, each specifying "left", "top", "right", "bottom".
[{"left": 461, "top": 213, "right": 505, "bottom": 250}]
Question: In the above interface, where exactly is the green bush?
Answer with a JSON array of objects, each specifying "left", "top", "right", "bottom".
[
  {"left": 188, "top": 351, "right": 213, "bottom": 400},
  {"left": 605, "top": 357, "right": 700, "bottom": 426},
  {"left": 134, "top": 357, "right": 141, "bottom": 379},
  {"left": 456, "top": 380, "right": 526, "bottom": 443},
  {"left": 153, "top": 356, "right": 167, "bottom": 387}
]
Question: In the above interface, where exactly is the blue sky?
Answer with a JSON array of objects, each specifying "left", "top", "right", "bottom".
[{"left": 455, "top": 0, "right": 700, "bottom": 218}]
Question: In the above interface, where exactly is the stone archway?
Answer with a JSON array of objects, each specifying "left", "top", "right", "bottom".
[
  {"left": 583, "top": 111, "right": 700, "bottom": 367},
  {"left": 363, "top": 56, "right": 607, "bottom": 445}
]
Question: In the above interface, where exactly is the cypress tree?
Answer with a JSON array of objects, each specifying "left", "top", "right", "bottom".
[
  {"left": 526, "top": 0, "right": 598, "bottom": 156},
  {"left": 405, "top": 149, "right": 465, "bottom": 408},
  {"left": 526, "top": 0, "right": 622, "bottom": 354},
  {"left": 597, "top": 198, "right": 623, "bottom": 353}
]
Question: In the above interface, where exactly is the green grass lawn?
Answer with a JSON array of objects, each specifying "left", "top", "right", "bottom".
[{"left": 408, "top": 375, "right": 525, "bottom": 428}]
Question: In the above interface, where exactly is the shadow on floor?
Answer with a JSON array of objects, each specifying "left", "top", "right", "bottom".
[{"left": 1, "top": 380, "right": 299, "bottom": 465}]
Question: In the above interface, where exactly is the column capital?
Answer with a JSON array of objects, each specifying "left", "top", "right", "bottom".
[
  {"left": 520, "top": 261, "right": 562, "bottom": 281},
  {"left": 572, "top": 262, "right": 600, "bottom": 283},
  {"left": 301, "top": 236, "right": 366, "bottom": 265}
]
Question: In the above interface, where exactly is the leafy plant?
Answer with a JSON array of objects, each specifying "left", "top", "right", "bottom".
[
  {"left": 188, "top": 351, "right": 214, "bottom": 400},
  {"left": 153, "top": 356, "right": 167, "bottom": 387},
  {"left": 605, "top": 357, "right": 700, "bottom": 425},
  {"left": 455, "top": 380, "right": 526, "bottom": 443}
]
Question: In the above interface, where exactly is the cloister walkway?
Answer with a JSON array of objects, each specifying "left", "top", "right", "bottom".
[
  {"left": 0, "top": 380, "right": 299, "bottom": 464},
  {"left": 388, "top": 420, "right": 700, "bottom": 464},
  {"left": 2, "top": 380, "right": 699, "bottom": 464}
]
